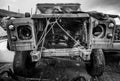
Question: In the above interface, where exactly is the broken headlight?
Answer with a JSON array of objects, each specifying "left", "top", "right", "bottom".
[
  {"left": 93, "top": 24, "right": 105, "bottom": 38},
  {"left": 17, "top": 25, "right": 32, "bottom": 40}
]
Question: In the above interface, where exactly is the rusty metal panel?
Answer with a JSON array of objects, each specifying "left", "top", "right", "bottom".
[{"left": 7, "top": 18, "right": 37, "bottom": 51}]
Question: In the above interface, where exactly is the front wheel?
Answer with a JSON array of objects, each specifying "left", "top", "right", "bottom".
[
  {"left": 13, "top": 51, "right": 36, "bottom": 77},
  {"left": 88, "top": 49, "right": 105, "bottom": 77}
]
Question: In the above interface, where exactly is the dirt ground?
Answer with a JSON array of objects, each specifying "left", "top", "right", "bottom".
[{"left": 98, "top": 54, "right": 120, "bottom": 81}]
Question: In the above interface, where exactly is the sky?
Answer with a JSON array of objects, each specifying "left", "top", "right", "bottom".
[{"left": 0, "top": 0, "right": 120, "bottom": 15}]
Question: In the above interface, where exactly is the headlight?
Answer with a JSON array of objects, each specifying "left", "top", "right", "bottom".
[
  {"left": 109, "top": 23, "right": 114, "bottom": 28},
  {"left": 11, "top": 35, "right": 17, "bottom": 41},
  {"left": 9, "top": 25, "right": 15, "bottom": 31},
  {"left": 17, "top": 25, "right": 32, "bottom": 40},
  {"left": 93, "top": 24, "right": 105, "bottom": 38}
]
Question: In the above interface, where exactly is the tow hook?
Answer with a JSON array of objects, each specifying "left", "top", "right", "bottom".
[{"left": 30, "top": 51, "right": 41, "bottom": 62}]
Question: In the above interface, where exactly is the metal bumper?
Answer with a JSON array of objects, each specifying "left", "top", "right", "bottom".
[{"left": 30, "top": 47, "right": 91, "bottom": 62}]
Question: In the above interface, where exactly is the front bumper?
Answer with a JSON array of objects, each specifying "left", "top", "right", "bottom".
[{"left": 30, "top": 47, "right": 91, "bottom": 62}]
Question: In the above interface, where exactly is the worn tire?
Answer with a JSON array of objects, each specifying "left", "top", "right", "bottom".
[
  {"left": 13, "top": 51, "right": 36, "bottom": 77},
  {"left": 89, "top": 49, "right": 105, "bottom": 77}
]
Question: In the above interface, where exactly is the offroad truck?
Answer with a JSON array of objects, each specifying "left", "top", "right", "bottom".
[{"left": 6, "top": 3, "right": 120, "bottom": 81}]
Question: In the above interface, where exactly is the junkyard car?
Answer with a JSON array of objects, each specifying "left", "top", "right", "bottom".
[{"left": 6, "top": 3, "right": 120, "bottom": 80}]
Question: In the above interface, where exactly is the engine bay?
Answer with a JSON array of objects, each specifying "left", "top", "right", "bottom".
[{"left": 34, "top": 18, "right": 89, "bottom": 49}]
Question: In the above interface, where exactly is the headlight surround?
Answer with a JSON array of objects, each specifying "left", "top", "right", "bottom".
[
  {"left": 17, "top": 25, "right": 32, "bottom": 40},
  {"left": 9, "top": 25, "right": 15, "bottom": 31}
]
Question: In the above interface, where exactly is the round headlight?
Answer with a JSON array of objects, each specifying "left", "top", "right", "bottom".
[
  {"left": 109, "top": 23, "right": 114, "bottom": 28},
  {"left": 9, "top": 25, "right": 15, "bottom": 31},
  {"left": 107, "top": 33, "right": 113, "bottom": 39},
  {"left": 11, "top": 35, "right": 17, "bottom": 41},
  {"left": 93, "top": 24, "right": 105, "bottom": 38},
  {"left": 17, "top": 25, "right": 32, "bottom": 40}
]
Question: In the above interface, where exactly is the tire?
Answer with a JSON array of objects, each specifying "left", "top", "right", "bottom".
[
  {"left": 13, "top": 51, "right": 36, "bottom": 77},
  {"left": 89, "top": 49, "right": 105, "bottom": 77}
]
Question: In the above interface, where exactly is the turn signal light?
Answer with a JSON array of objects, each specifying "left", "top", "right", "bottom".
[
  {"left": 11, "top": 35, "right": 17, "bottom": 41},
  {"left": 109, "top": 23, "right": 114, "bottom": 28},
  {"left": 9, "top": 25, "right": 15, "bottom": 31},
  {"left": 107, "top": 33, "right": 113, "bottom": 39}
]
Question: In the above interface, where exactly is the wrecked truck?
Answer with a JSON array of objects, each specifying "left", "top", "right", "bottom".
[{"left": 5, "top": 3, "right": 119, "bottom": 80}]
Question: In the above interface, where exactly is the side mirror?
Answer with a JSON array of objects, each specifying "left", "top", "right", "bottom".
[{"left": 25, "top": 12, "right": 31, "bottom": 17}]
